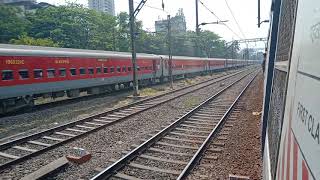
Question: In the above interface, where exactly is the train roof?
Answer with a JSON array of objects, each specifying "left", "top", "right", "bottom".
[
  {"left": 159, "top": 55, "right": 252, "bottom": 62},
  {"left": 0, "top": 44, "right": 156, "bottom": 59},
  {"left": 0, "top": 44, "right": 207, "bottom": 61},
  {"left": 0, "top": 44, "right": 256, "bottom": 62}
]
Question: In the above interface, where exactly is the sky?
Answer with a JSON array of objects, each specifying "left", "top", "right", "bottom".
[{"left": 38, "top": 0, "right": 271, "bottom": 49}]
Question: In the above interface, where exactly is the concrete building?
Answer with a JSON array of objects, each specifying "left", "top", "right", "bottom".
[
  {"left": 88, "top": 0, "right": 115, "bottom": 16},
  {"left": 155, "top": 8, "right": 187, "bottom": 34}
]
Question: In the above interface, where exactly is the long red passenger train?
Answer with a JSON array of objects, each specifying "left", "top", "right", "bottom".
[{"left": 0, "top": 44, "right": 253, "bottom": 113}]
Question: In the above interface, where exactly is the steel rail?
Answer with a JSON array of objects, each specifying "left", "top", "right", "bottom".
[
  {"left": 90, "top": 69, "right": 259, "bottom": 180},
  {"left": 0, "top": 68, "right": 240, "bottom": 117},
  {"left": 0, "top": 68, "right": 253, "bottom": 170},
  {"left": 177, "top": 70, "right": 259, "bottom": 179},
  {"left": 0, "top": 68, "right": 246, "bottom": 148}
]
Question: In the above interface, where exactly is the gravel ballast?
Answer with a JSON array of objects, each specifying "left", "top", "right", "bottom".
[
  {"left": 0, "top": 69, "right": 241, "bottom": 141},
  {"left": 114, "top": 72, "right": 258, "bottom": 179},
  {"left": 0, "top": 68, "right": 254, "bottom": 179},
  {"left": 188, "top": 72, "right": 264, "bottom": 179}
]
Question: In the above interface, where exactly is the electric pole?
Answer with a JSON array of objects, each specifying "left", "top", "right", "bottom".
[
  {"left": 246, "top": 43, "right": 249, "bottom": 65},
  {"left": 258, "top": 0, "right": 261, "bottom": 28},
  {"left": 129, "top": 0, "right": 139, "bottom": 96},
  {"left": 167, "top": 15, "right": 173, "bottom": 89},
  {"left": 112, "top": 27, "right": 116, "bottom": 51},
  {"left": 195, "top": 0, "right": 200, "bottom": 57},
  {"left": 231, "top": 41, "right": 234, "bottom": 59}
]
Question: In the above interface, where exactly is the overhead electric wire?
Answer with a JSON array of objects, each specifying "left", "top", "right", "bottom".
[
  {"left": 133, "top": 0, "right": 148, "bottom": 17},
  {"left": 224, "top": 0, "right": 246, "bottom": 39},
  {"left": 134, "top": 1, "right": 169, "bottom": 13},
  {"left": 198, "top": 0, "right": 242, "bottom": 39},
  {"left": 134, "top": 0, "right": 168, "bottom": 13}
]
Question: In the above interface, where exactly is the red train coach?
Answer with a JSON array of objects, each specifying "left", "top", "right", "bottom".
[
  {"left": 0, "top": 44, "right": 247, "bottom": 113},
  {"left": 0, "top": 45, "right": 159, "bottom": 113}
]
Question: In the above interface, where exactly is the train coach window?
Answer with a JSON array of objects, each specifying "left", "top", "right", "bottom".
[
  {"left": 79, "top": 68, "right": 86, "bottom": 75},
  {"left": 34, "top": 69, "right": 43, "bottom": 79},
  {"left": 47, "top": 69, "right": 55, "bottom": 78},
  {"left": 128, "top": 67, "right": 132, "bottom": 72},
  {"left": 19, "top": 70, "right": 29, "bottom": 79},
  {"left": 110, "top": 67, "right": 114, "bottom": 73},
  {"left": 2, "top": 70, "right": 13, "bottom": 80},
  {"left": 103, "top": 67, "right": 108, "bottom": 73},
  {"left": 59, "top": 68, "right": 66, "bottom": 77},
  {"left": 70, "top": 68, "right": 77, "bottom": 76},
  {"left": 88, "top": 68, "right": 94, "bottom": 75},
  {"left": 96, "top": 67, "right": 102, "bottom": 74},
  {"left": 122, "top": 66, "right": 126, "bottom": 72},
  {"left": 117, "top": 66, "right": 121, "bottom": 73}
]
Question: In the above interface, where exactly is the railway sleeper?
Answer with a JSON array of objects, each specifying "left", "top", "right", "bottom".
[
  {"left": 162, "top": 136, "right": 203, "bottom": 144},
  {"left": 109, "top": 158, "right": 181, "bottom": 175},
  {"left": 179, "top": 124, "right": 214, "bottom": 130},
  {"left": 120, "top": 152, "right": 188, "bottom": 165},
  {"left": 113, "top": 173, "right": 141, "bottom": 180}
]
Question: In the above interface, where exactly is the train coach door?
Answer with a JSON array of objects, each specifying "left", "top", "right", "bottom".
[
  {"left": 204, "top": 61, "right": 209, "bottom": 74},
  {"left": 152, "top": 59, "right": 157, "bottom": 80},
  {"left": 164, "top": 59, "right": 169, "bottom": 76},
  {"left": 159, "top": 57, "right": 166, "bottom": 82},
  {"left": 206, "top": 61, "right": 209, "bottom": 73}
]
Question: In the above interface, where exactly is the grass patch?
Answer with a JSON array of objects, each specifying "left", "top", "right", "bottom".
[
  {"left": 114, "top": 99, "right": 134, "bottom": 108},
  {"left": 139, "top": 88, "right": 163, "bottom": 97},
  {"left": 184, "top": 79, "right": 196, "bottom": 85},
  {"left": 183, "top": 96, "right": 201, "bottom": 108}
]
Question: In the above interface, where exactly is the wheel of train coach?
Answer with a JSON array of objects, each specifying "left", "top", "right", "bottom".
[
  {"left": 114, "top": 84, "right": 120, "bottom": 91},
  {"left": 0, "top": 95, "right": 34, "bottom": 114},
  {"left": 120, "top": 84, "right": 125, "bottom": 89},
  {"left": 23, "top": 96, "right": 35, "bottom": 112}
]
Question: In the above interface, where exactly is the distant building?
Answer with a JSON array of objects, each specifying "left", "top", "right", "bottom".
[
  {"left": 0, "top": 0, "right": 36, "bottom": 4},
  {"left": 155, "top": 8, "right": 187, "bottom": 34},
  {"left": 88, "top": 0, "right": 115, "bottom": 16}
]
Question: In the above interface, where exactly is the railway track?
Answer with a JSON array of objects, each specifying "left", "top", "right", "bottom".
[
  {"left": 0, "top": 69, "right": 237, "bottom": 118},
  {"left": 186, "top": 102, "right": 245, "bottom": 179},
  {"left": 0, "top": 67, "right": 255, "bottom": 170},
  {"left": 91, "top": 69, "right": 259, "bottom": 180}
]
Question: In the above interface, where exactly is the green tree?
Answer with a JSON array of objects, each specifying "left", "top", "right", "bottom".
[
  {"left": 172, "top": 31, "right": 197, "bottom": 56},
  {"left": 0, "top": 3, "right": 234, "bottom": 58},
  {"left": 10, "top": 35, "right": 59, "bottom": 47},
  {"left": 0, "top": 5, "right": 30, "bottom": 43},
  {"left": 225, "top": 41, "right": 240, "bottom": 59},
  {"left": 197, "top": 30, "right": 222, "bottom": 58},
  {"left": 27, "top": 4, "right": 116, "bottom": 50},
  {"left": 137, "top": 32, "right": 167, "bottom": 54},
  {"left": 116, "top": 12, "right": 130, "bottom": 52}
]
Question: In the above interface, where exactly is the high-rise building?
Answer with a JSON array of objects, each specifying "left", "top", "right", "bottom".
[
  {"left": 0, "top": 0, "right": 36, "bottom": 3},
  {"left": 155, "top": 8, "right": 187, "bottom": 34},
  {"left": 88, "top": 0, "right": 115, "bottom": 16}
]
